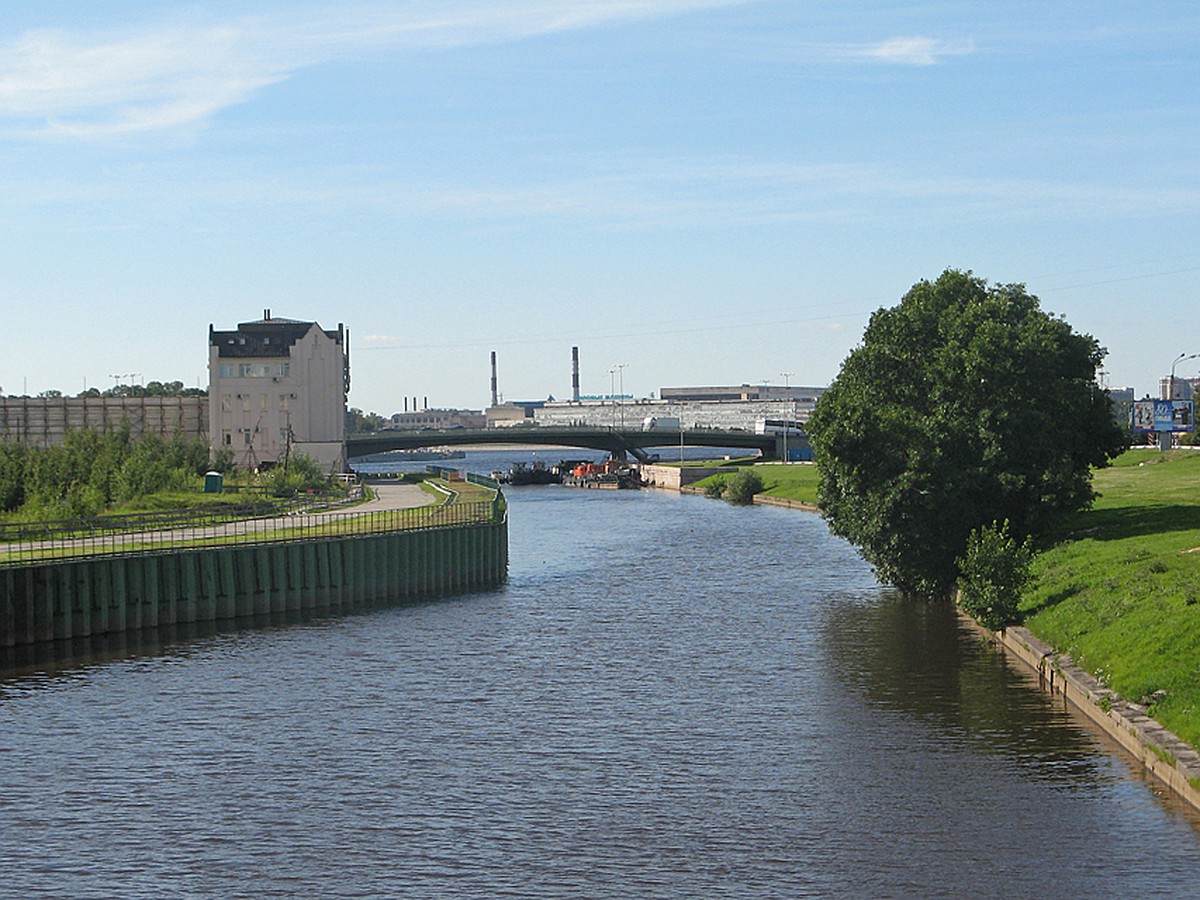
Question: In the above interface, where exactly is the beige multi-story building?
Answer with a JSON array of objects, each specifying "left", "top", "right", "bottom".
[{"left": 208, "top": 311, "right": 349, "bottom": 471}]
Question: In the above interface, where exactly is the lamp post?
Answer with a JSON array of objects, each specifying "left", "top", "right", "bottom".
[
  {"left": 780, "top": 372, "right": 794, "bottom": 462},
  {"left": 1169, "top": 352, "right": 1198, "bottom": 398},
  {"left": 1163, "top": 352, "right": 1199, "bottom": 450},
  {"left": 608, "top": 368, "right": 616, "bottom": 429},
  {"left": 615, "top": 363, "right": 627, "bottom": 430}
]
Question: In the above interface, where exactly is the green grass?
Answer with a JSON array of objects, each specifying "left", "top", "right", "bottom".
[
  {"left": 0, "top": 478, "right": 495, "bottom": 566},
  {"left": 690, "top": 461, "right": 821, "bottom": 505},
  {"left": 1021, "top": 449, "right": 1200, "bottom": 747},
  {"left": 753, "top": 462, "right": 821, "bottom": 504}
]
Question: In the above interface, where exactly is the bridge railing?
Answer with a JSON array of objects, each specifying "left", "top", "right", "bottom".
[{"left": 0, "top": 498, "right": 506, "bottom": 569}]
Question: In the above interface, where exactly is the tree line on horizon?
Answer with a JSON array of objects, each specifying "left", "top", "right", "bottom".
[{"left": 2, "top": 381, "right": 207, "bottom": 400}]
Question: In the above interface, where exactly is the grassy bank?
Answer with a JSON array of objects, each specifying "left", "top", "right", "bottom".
[
  {"left": 690, "top": 461, "right": 820, "bottom": 506},
  {"left": 1021, "top": 449, "right": 1200, "bottom": 747}
]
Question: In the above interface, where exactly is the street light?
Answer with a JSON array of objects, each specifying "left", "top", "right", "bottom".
[
  {"left": 779, "top": 372, "right": 794, "bottom": 462},
  {"left": 1169, "top": 352, "right": 1199, "bottom": 398},
  {"left": 1163, "top": 352, "right": 1199, "bottom": 450},
  {"left": 608, "top": 368, "right": 617, "bottom": 429},
  {"left": 614, "top": 363, "right": 628, "bottom": 430}
]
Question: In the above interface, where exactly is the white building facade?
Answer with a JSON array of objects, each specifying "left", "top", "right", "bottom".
[
  {"left": 208, "top": 312, "right": 349, "bottom": 471},
  {"left": 531, "top": 385, "right": 827, "bottom": 432}
]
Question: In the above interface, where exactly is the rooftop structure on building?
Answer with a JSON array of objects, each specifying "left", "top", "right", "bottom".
[
  {"left": 208, "top": 310, "right": 349, "bottom": 471},
  {"left": 390, "top": 408, "right": 486, "bottom": 431},
  {"left": 660, "top": 384, "right": 826, "bottom": 403}
]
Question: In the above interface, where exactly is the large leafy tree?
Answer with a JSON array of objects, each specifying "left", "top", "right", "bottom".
[{"left": 808, "top": 269, "right": 1126, "bottom": 597}]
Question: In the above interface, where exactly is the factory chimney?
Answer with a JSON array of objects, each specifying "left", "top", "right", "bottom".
[
  {"left": 571, "top": 346, "right": 580, "bottom": 402},
  {"left": 490, "top": 352, "right": 499, "bottom": 407}
]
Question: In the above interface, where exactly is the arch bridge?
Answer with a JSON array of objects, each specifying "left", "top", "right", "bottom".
[{"left": 346, "top": 426, "right": 783, "bottom": 463}]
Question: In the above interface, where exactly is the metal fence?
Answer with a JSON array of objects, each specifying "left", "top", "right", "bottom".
[{"left": 0, "top": 495, "right": 505, "bottom": 569}]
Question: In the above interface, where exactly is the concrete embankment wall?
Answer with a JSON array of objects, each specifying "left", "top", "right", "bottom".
[
  {"left": 641, "top": 463, "right": 739, "bottom": 490},
  {"left": 964, "top": 618, "right": 1200, "bottom": 813},
  {"left": 0, "top": 522, "right": 507, "bottom": 648}
]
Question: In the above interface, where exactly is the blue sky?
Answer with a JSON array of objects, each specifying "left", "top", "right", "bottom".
[{"left": 1, "top": 1, "right": 1197, "bottom": 413}]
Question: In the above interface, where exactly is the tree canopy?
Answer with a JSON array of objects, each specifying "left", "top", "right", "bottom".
[{"left": 808, "top": 269, "right": 1126, "bottom": 597}]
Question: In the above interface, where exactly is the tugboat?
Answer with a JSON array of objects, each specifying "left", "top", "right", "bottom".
[
  {"left": 561, "top": 459, "right": 643, "bottom": 489},
  {"left": 497, "top": 461, "right": 561, "bottom": 485}
]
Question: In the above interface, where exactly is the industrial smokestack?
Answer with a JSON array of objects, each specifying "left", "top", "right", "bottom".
[
  {"left": 571, "top": 346, "right": 580, "bottom": 402},
  {"left": 490, "top": 351, "right": 499, "bottom": 407}
]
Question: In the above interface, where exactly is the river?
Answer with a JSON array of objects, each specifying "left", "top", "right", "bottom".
[{"left": 2, "top": 449, "right": 1199, "bottom": 898}]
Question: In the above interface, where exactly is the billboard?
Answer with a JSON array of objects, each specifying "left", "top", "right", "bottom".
[{"left": 1132, "top": 399, "right": 1195, "bottom": 433}]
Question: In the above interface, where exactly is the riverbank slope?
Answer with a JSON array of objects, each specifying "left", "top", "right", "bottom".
[{"left": 1019, "top": 449, "right": 1200, "bottom": 749}]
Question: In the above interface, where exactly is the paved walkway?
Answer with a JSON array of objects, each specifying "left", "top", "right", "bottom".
[
  {"left": 6, "top": 483, "right": 441, "bottom": 560},
  {"left": 351, "top": 482, "right": 432, "bottom": 512}
]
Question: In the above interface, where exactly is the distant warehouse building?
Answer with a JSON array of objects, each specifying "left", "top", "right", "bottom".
[
  {"left": 532, "top": 383, "right": 827, "bottom": 432},
  {"left": 390, "top": 408, "right": 486, "bottom": 430},
  {"left": 0, "top": 394, "right": 207, "bottom": 448},
  {"left": 208, "top": 311, "right": 349, "bottom": 471}
]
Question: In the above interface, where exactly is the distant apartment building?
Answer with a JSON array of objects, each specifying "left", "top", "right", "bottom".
[
  {"left": 1160, "top": 376, "right": 1199, "bottom": 400},
  {"left": 389, "top": 408, "right": 486, "bottom": 430},
  {"left": 208, "top": 311, "right": 349, "bottom": 471}
]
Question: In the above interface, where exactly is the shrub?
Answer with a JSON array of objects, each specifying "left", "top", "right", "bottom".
[
  {"left": 703, "top": 477, "right": 727, "bottom": 499},
  {"left": 957, "top": 520, "right": 1033, "bottom": 630},
  {"left": 262, "top": 451, "right": 334, "bottom": 496},
  {"left": 725, "top": 469, "right": 764, "bottom": 506}
]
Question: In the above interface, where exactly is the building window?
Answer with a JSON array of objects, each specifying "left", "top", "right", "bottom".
[
  {"left": 221, "top": 395, "right": 232, "bottom": 412},
  {"left": 279, "top": 394, "right": 289, "bottom": 411},
  {"left": 279, "top": 363, "right": 290, "bottom": 377},
  {"left": 219, "top": 364, "right": 235, "bottom": 378},
  {"left": 236, "top": 363, "right": 277, "bottom": 377},
  {"left": 243, "top": 432, "right": 252, "bottom": 445},
  {"left": 223, "top": 432, "right": 231, "bottom": 445}
]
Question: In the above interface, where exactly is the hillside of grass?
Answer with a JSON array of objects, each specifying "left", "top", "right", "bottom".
[
  {"left": 690, "top": 461, "right": 820, "bottom": 506},
  {"left": 1021, "top": 449, "right": 1200, "bottom": 747}
]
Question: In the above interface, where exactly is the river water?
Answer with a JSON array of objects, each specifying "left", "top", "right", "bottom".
[{"left": 3, "top": 450, "right": 1200, "bottom": 898}]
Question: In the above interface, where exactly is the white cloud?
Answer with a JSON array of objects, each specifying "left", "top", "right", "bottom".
[
  {"left": 0, "top": 1, "right": 746, "bottom": 139},
  {"left": 0, "top": 22, "right": 293, "bottom": 137},
  {"left": 851, "top": 36, "right": 975, "bottom": 66}
]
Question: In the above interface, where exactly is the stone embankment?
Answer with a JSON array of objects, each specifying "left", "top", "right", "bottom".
[
  {"left": 974, "top": 620, "right": 1200, "bottom": 813},
  {"left": 641, "top": 463, "right": 740, "bottom": 491}
]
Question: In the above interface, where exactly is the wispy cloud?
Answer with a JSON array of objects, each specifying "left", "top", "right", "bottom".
[
  {"left": 6, "top": 154, "right": 1185, "bottom": 232},
  {"left": 0, "top": 1, "right": 745, "bottom": 139},
  {"left": 0, "top": 23, "right": 291, "bottom": 138},
  {"left": 847, "top": 36, "right": 975, "bottom": 66}
]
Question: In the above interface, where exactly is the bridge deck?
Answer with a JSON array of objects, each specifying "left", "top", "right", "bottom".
[{"left": 347, "top": 426, "right": 778, "bottom": 461}]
